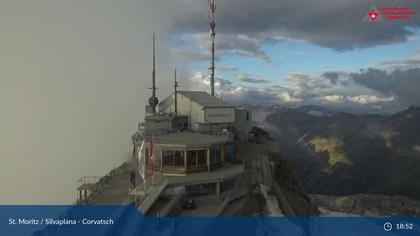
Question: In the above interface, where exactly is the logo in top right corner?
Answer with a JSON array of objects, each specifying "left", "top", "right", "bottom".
[
  {"left": 364, "top": 6, "right": 383, "bottom": 22},
  {"left": 364, "top": 2, "right": 416, "bottom": 23}
]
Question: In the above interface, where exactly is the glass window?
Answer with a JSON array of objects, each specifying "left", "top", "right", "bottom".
[
  {"left": 187, "top": 151, "right": 197, "bottom": 167},
  {"left": 197, "top": 150, "right": 207, "bottom": 167},
  {"left": 174, "top": 151, "right": 184, "bottom": 166},
  {"left": 163, "top": 150, "right": 173, "bottom": 166},
  {"left": 210, "top": 148, "right": 221, "bottom": 166}
]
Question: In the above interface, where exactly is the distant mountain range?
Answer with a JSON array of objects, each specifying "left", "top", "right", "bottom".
[
  {"left": 265, "top": 105, "right": 420, "bottom": 200},
  {"left": 311, "top": 194, "right": 420, "bottom": 216}
]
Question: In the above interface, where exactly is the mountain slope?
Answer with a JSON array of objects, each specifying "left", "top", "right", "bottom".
[{"left": 265, "top": 106, "right": 420, "bottom": 200}]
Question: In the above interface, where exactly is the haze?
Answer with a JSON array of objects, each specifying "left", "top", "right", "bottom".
[{"left": 0, "top": 0, "right": 172, "bottom": 204}]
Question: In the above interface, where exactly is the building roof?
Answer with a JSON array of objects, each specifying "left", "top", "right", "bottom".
[
  {"left": 158, "top": 95, "right": 174, "bottom": 112},
  {"left": 158, "top": 91, "right": 233, "bottom": 112},
  {"left": 179, "top": 91, "right": 232, "bottom": 108}
]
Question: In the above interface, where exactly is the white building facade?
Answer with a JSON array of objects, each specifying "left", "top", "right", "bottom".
[{"left": 159, "top": 91, "right": 235, "bottom": 133}]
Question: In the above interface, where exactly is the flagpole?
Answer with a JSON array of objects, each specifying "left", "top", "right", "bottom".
[
  {"left": 144, "top": 138, "right": 147, "bottom": 195},
  {"left": 134, "top": 145, "right": 137, "bottom": 206},
  {"left": 151, "top": 135, "right": 155, "bottom": 188}
]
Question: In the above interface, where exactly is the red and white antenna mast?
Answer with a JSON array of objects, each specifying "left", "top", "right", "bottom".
[{"left": 208, "top": 0, "right": 216, "bottom": 96}]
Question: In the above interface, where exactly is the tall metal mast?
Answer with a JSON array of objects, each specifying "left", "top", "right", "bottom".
[
  {"left": 148, "top": 30, "right": 158, "bottom": 113},
  {"left": 173, "top": 69, "right": 179, "bottom": 115},
  {"left": 208, "top": 0, "right": 216, "bottom": 96}
]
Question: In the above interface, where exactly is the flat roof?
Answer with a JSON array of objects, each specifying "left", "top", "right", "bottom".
[
  {"left": 153, "top": 132, "right": 230, "bottom": 148},
  {"left": 179, "top": 91, "right": 233, "bottom": 108},
  {"left": 158, "top": 91, "right": 233, "bottom": 112}
]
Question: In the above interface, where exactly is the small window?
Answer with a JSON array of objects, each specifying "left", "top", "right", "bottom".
[{"left": 246, "top": 112, "right": 249, "bottom": 121}]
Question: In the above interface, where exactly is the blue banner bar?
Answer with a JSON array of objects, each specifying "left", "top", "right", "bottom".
[{"left": 1, "top": 205, "right": 419, "bottom": 236}]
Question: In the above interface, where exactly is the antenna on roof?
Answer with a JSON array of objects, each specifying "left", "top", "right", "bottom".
[
  {"left": 208, "top": 0, "right": 216, "bottom": 96},
  {"left": 148, "top": 29, "right": 159, "bottom": 114},
  {"left": 173, "top": 69, "right": 179, "bottom": 115}
]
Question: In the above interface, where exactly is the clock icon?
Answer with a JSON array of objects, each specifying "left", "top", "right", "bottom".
[{"left": 384, "top": 222, "right": 393, "bottom": 232}]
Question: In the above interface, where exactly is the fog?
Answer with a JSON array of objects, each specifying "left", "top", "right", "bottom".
[{"left": 0, "top": 1, "right": 173, "bottom": 204}]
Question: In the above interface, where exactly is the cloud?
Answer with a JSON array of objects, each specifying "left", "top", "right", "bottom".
[
  {"left": 322, "top": 71, "right": 340, "bottom": 85},
  {"left": 171, "top": 66, "right": 417, "bottom": 115},
  {"left": 234, "top": 74, "right": 270, "bottom": 83},
  {"left": 218, "top": 66, "right": 239, "bottom": 72},
  {"left": 379, "top": 55, "right": 420, "bottom": 70},
  {"left": 159, "top": 0, "right": 420, "bottom": 62},
  {"left": 321, "top": 95, "right": 344, "bottom": 103},
  {"left": 183, "top": 71, "right": 294, "bottom": 106},
  {"left": 351, "top": 67, "right": 420, "bottom": 105},
  {"left": 182, "top": 65, "right": 413, "bottom": 114},
  {"left": 347, "top": 95, "right": 395, "bottom": 105},
  {"left": 185, "top": 33, "right": 275, "bottom": 63},
  {"left": 0, "top": 0, "right": 166, "bottom": 204},
  {"left": 277, "top": 91, "right": 303, "bottom": 103}
]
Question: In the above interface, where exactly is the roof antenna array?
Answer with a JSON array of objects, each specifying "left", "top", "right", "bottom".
[
  {"left": 173, "top": 69, "right": 179, "bottom": 115},
  {"left": 148, "top": 29, "right": 159, "bottom": 114},
  {"left": 208, "top": 0, "right": 216, "bottom": 96}
]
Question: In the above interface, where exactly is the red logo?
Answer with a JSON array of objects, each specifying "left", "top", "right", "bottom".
[{"left": 369, "top": 12, "right": 379, "bottom": 21}]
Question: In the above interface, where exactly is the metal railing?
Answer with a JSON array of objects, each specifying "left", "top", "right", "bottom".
[{"left": 77, "top": 176, "right": 101, "bottom": 188}]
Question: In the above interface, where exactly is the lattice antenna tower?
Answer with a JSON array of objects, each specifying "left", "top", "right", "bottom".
[{"left": 208, "top": 0, "right": 216, "bottom": 96}]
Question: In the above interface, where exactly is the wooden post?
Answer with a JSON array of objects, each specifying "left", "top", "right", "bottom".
[{"left": 207, "top": 148, "right": 211, "bottom": 172}]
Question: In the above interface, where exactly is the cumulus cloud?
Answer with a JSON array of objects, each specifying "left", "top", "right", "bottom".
[
  {"left": 322, "top": 71, "right": 340, "bottom": 85},
  {"left": 234, "top": 74, "right": 270, "bottom": 83},
  {"left": 347, "top": 95, "right": 395, "bottom": 105},
  {"left": 351, "top": 67, "right": 420, "bottom": 106},
  {"left": 277, "top": 91, "right": 303, "bottom": 103},
  {"left": 321, "top": 95, "right": 344, "bottom": 103},
  {"left": 182, "top": 71, "right": 294, "bottom": 106},
  {"left": 182, "top": 64, "right": 414, "bottom": 114}
]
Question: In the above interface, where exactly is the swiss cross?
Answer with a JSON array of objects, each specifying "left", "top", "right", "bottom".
[{"left": 369, "top": 12, "right": 379, "bottom": 21}]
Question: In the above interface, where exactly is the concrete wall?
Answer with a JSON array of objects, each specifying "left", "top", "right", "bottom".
[
  {"left": 197, "top": 123, "right": 230, "bottom": 133},
  {"left": 233, "top": 109, "right": 253, "bottom": 140},
  {"left": 144, "top": 116, "right": 173, "bottom": 136},
  {"left": 204, "top": 107, "right": 235, "bottom": 123}
]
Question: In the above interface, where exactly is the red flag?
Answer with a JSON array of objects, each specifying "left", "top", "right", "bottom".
[{"left": 149, "top": 136, "right": 155, "bottom": 175}]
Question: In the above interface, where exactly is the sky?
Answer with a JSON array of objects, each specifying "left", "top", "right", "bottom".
[
  {"left": 163, "top": 0, "right": 420, "bottom": 114},
  {"left": 0, "top": 0, "right": 419, "bottom": 204}
]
